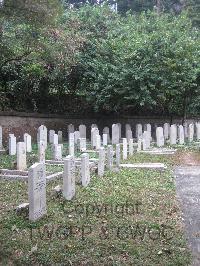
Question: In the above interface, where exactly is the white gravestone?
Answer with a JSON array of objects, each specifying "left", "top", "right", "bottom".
[
  {"left": 81, "top": 153, "right": 90, "bottom": 187},
  {"left": 136, "top": 124, "right": 143, "bottom": 140},
  {"left": 117, "top": 123, "right": 122, "bottom": 139},
  {"left": 58, "top": 131, "right": 62, "bottom": 143},
  {"left": 126, "top": 129, "right": 133, "bottom": 142},
  {"left": 17, "top": 142, "right": 27, "bottom": 170},
  {"left": 137, "top": 139, "right": 142, "bottom": 152},
  {"left": 196, "top": 123, "right": 200, "bottom": 140},
  {"left": 156, "top": 127, "right": 164, "bottom": 147},
  {"left": 53, "top": 144, "right": 62, "bottom": 160},
  {"left": 24, "top": 133, "right": 32, "bottom": 152},
  {"left": 68, "top": 124, "right": 74, "bottom": 136},
  {"left": 103, "top": 127, "right": 110, "bottom": 143},
  {"left": 74, "top": 131, "right": 80, "bottom": 144},
  {"left": 9, "top": 134, "right": 16, "bottom": 155},
  {"left": 129, "top": 139, "right": 134, "bottom": 156},
  {"left": 116, "top": 144, "right": 121, "bottom": 167},
  {"left": 91, "top": 127, "right": 99, "bottom": 148},
  {"left": 164, "top": 123, "right": 170, "bottom": 140},
  {"left": 170, "top": 125, "right": 177, "bottom": 145},
  {"left": 103, "top": 134, "right": 108, "bottom": 146},
  {"left": 53, "top": 134, "right": 58, "bottom": 145},
  {"left": 107, "top": 145, "right": 113, "bottom": 170},
  {"left": 49, "top": 130, "right": 55, "bottom": 144},
  {"left": 79, "top": 124, "right": 86, "bottom": 138},
  {"left": 188, "top": 123, "right": 194, "bottom": 142},
  {"left": 98, "top": 147, "right": 105, "bottom": 177},
  {"left": 69, "top": 133, "right": 75, "bottom": 156},
  {"left": 122, "top": 138, "right": 128, "bottom": 160},
  {"left": 78, "top": 138, "right": 86, "bottom": 152},
  {"left": 28, "top": 163, "right": 46, "bottom": 221},
  {"left": 63, "top": 155, "right": 75, "bottom": 200},
  {"left": 112, "top": 124, "right": 120, "bottom": 144},
  {"left": 178, "top": 125, "right": 184, "bottom": 144},
  {"left": 143, "top": 131, "right": 151, "bottom": 149},
  {"left": 0, "top": 126, "right": 2, "bottom": 149},
  {"left": 183, "top": 122, "right": 188, "bottom": 139},
  {"left": 38, "top": 125, "right": 47, "bottom": 148},
  {"left": 38, "top": 141, "right": 45, "bottom": 163},
  {"left": 95, "top": 135, "right": 101, "bottom": 150}
]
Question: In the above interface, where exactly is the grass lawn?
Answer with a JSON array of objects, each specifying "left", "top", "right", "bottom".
[{"left": 0, "top": 146, "right": 192, "bottom": 265}]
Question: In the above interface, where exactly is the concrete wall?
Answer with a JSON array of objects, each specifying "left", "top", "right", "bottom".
[{"left": 0, "top": 111, "right": 198, "bottom": 146}]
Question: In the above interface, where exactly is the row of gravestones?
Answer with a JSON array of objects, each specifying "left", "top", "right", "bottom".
[
  {"left": 1, "top": 121, "right": 200, "bottom": 152},
  {"left": 28, "top": 139, "right": 134, "bottom": 221}
]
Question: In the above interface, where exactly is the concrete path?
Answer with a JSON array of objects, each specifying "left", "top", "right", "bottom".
[{"left": 175, "top": 166, "right": 200, "bottom": 266}]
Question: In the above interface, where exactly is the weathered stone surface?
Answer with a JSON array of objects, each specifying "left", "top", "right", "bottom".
[
  {"left": 79, "top": 124, "right": 86, "bottom": 138},
  {"left": 107, "top": 145, "right": 113, "bottom": 170},
  {"left": 49, "top": 130, "right": 55, "bottom": 144},
  {"left": 17, "top": 142, "right": 27, "bottom": 171},
  {"left": 120, "top": 163, "right": 167, "bottom": 170},
  {"left": 68, "top": 124, "right": 74, "bottom": 136},
  {"left": 103, "top": 127, "right": 110, "bottom": 143},
  {"left": 9, "top": 134, "right": 16, "bottom": 155},
  {"left": 91, "top": 127, "right": 99, "bottom": 148},
  {"left": 112, "top": 124, "right": 120, "bottom": 144},
  {"left": 156, "top": 127, "right": 164, "bottom": 147},
  {"left": 28, "top": 163, "right": 46, "bottom": 221},
  {"left": 103, "top": 134, "right": 108, "bottom": 146},
  {"left": 63, "top": 155, "right": 75, "bottom": 200},
  {"left": 81, "top": 153, "right": 90, "bottom": 187},
  {"left": 129, "top": 139, "right": 134, "bottom": 156},
  {"left": 69, "top": 133, "right": 75, "bottom": 156},
  {"left": 170, "top": 124, "right": 177, "bottom": 145},
  {"left": 38, "top": 141, "right": 45, "bottom": 163},
  {"left": 136, "top": 124, "right": 142, "bottom": 140},
  {"left": 164, "top": 123, "right": 170, "bottom": 140},
  {"left": 116, "top": 144, "right": 121, "bottom": 167},
  {"left": 38, "top": 125, "right": 47, "bottom": 148},
  {"left": 24, "top": 133, "right": 32, "bottom": 152},
  {"left": 122, "top": 138, "right": 128, "bottom": 160},
  {"left": 53, "top": 144, "right": 62, "bottom": 161},
  {"left": 58, "top": 131, "right": 62, "bottom": 143},
  {"left": 178, "top": 125, "right": 185, "bottom": 145},
  {"left": 188, "top": 123, "right": 194, "bottom": 142},
  {"left": 98, "top": 147, "right": 105, "bottom": 177}
]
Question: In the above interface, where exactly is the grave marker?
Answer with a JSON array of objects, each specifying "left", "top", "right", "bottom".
[
  {"left": 28, "top": 163, "right": 47, "bottom": 221},
  {"left": 63, "top": 155, "right": 75, "bottom": 200},
  {"left": 17, "top": 142, "right": 27, "bottom": 170},
  {"left": 98, "top": 147, "right": 105, "bottom": 177},
  {"left": 81, "top": 153, "right": 90, "bottom": 186},
  {"left": 9, "top": 134, "right": 16, "bottom": 155}
]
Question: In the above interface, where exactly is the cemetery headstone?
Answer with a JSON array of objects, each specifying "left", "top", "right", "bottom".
[
  {"left": 79, "top": 124, "right": 86, "bottom": 138},
  {"left": 178, "top": 125, "right": 185, "bottom": 145},
  {"left": 156, "top": 127, "right": 164, "bottom": 147},
  {"left": 17, "top": 142, "right": 27, "bottom": 170},
  {"left": 69, "top": 133, "right": 75, "bottom": 156},
  {"left": 116, "top": 144, "right": 121, "bottom": 167},
  {"left": 63, "top": 155, "right": 75, "bottom": 200},
  {"left": 98, "top": 147, "right": 105, "bottom": 177},
  {"left": 24, "top": 133, "right": 32, "bottom": 152},
  {"left": 28, "top": 163, "right": 47, "bottom": 221},
  {"left": 170, "top": 125, "right": 177, "bottom": 145},
  {"left": 58, "top": 131, "right": 62, "bottom": 143},
  {"left": 107, "top": 145, "right": 113, "bottom": 170},
  {"left": 112, "top": 124, "right": 120, "bottom": 144},
  {"left": 122, "top": 138, "right": 128, "bottom": 160},
  {"left": 81, "top": 153, "right": 90, "bottom": 187},
  {"left": 9, "top": 134, "right": 16, "bottom": 155}
]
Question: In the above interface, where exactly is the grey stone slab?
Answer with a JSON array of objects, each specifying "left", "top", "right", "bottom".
[{"left": 175, "top": 166, "right": 200, "bottom": 266}]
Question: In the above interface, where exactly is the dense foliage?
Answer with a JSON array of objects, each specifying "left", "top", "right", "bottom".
[{"left": 0, "top": 1, "right": 199, "bottom": 117}]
